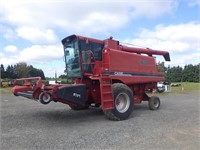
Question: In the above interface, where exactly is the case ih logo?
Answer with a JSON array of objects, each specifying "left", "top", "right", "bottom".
[
  {"left": 140, "top": 60, "right": 154, "bottom": 66},
  {"left": 140, "top": 60, "right": 148, "bottom": 65},
  {"left": 114, "top": 72, "right": 132, "bottom": 76}
]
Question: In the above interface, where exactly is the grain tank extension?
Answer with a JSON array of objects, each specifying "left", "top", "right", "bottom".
[{"left": 12, "top": 35, "right": 170, "bottom": 120}]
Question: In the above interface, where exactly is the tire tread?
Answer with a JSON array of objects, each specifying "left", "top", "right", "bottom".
[{"left": 103, "top": 83, "right": 133, "bottom": 121}]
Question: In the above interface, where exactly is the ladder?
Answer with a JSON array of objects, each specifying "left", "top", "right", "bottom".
[{"left": 100, "top": 76, "right": 114, "bottom": 110}]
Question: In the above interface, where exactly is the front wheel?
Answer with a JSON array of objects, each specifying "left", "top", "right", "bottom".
[
  {"left": 148, "top": 96, "right": 160, "bottom": 110},
  {"left": 104, "top": 83, "right": 134, "bottom": 121},
  {"left": 39, "top": 92, "right": 52, "bottom": 105}
]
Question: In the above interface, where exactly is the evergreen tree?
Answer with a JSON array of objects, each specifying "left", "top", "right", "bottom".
[
  {"left": 59, "top": 74, "right": 68, "bottom": 79},
  {"left": 165, "top": 66, "right": 172, "bottom": 82},
  {"left": 29, "top": 65, "right": 45, "bottom": 80},
  {"left": 0, "top": 64, "right": 6, "bottom": 78},
  {"left": 6, "top": 65, "right": 11, "bottom": 78},
  {"left": 193, "top": 64, "right": 200, "bottom": 82},
  {"left": 157, "top": 62, "right": 167, "bottom": 72},
  {"left": 165, "top": 66, "right": 183, "bottom": 82},
  {"left": 14, "top": 62, "right": 30, "bottom": 78},
  {"left": 165, "top": 64, "right": 199, "bottom": 82},
  {"left": 183, "top": 64, "right": 200, "bottom": 82},
  {"left": 10, "top": 65, "right": 18, "bottom": 79}
]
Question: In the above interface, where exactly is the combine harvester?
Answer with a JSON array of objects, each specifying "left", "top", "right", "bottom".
[{"left": 12, "top": 35, "right": 170, "bottom": 120}]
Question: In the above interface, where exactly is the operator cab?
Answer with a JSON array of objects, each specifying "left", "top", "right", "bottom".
[{"left": 62, "top": 35, "right": 104, "bottom": 78}]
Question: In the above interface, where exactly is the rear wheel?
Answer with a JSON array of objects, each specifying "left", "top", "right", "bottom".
[
  {"left": 148, "top": 96, "right": 160, "bottom": 110},
  {"left": 104, "top": 83, "right": 134, "bottom": 121}
]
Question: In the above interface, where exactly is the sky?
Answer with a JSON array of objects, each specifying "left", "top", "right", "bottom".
[{"left": 0, "top": 0, "right": 200, "bottom": 77}]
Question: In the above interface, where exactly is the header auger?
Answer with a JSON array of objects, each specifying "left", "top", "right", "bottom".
[{"left": 12, "top": 34, "right": 170, "bottom": 121}]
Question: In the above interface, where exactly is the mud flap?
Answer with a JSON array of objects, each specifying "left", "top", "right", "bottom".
[{"left": 56, "top": 84, "right": 86, "bottom": 105}]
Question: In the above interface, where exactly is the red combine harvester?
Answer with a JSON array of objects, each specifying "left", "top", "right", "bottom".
[{"left": 12, "top": 35, "right": 170, "bottom": 120}]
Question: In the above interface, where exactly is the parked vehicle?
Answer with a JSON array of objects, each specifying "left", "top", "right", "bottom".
[{"left": 12, "top": 35, "right": 170, "bottom": 120}]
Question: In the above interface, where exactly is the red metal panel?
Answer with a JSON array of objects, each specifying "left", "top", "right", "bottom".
[
  {"left": 119, "top": 45, "right": 170, "bottom": 61},
  {"left": 110, "top": 76, "right": 164, "bottom": 85},
  {"left": 76, "top": 35, "right": 104, "bottom": 44},
  {"left": 109, "top": 48, "right": 159, "bottom": 74}
]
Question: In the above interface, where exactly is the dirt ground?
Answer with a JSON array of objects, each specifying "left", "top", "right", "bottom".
[{"left": 1, "top": 93, "right": 200, "bottom": 150}]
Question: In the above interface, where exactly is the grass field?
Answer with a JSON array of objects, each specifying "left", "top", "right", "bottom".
[
  {"left": 169, "top": 82, "right": 200, "bottom": 94},
  {"left": 0, "top": 87, "right": 12, "bottom": 94},
  {"left": 0, "top": 82, "right": 199, "bottom": 95}
]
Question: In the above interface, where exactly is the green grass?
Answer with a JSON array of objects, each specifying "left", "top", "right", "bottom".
[
  {"left": 157, "top": 82, "right": 200, "bottom": 95},
  {"left": 0, "top": 87, "right": 12, "bottom": 94},
  {"left": 171, "top": 82, "right": 199, "bottom": 94}
]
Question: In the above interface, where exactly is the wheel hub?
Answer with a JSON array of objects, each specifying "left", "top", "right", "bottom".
[
  {"left": 115, "top": 93, "right": 130, "bottom": 113},
  {"left": 153, "top": 99, "right": 159, "bottom": 108}
]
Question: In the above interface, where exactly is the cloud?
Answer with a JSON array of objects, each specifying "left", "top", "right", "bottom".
[
  {"left": 139, "top": 22, "right": 199, "bottom": 42},
  {"left": 4, "top": 45, "right": 18, "bottom": 53},
  {"left": 187, "top": 0, "right": 200, "bottom": 6},
  {"left": 1, "top": 43, "right": 65, "bottom": 75},
  {"left": 0, "top": 44, "right": 65, "bottom": 77},
  {"left": 123, "top": 22, "right": 200, "bottom": 66},
  {"left": 165, "top": 51, "right": 200, "bottom": 67},
  {"left": 128, "top": 0, "right": 178, "bottom": 19},
  {"left": 1, "top": 45, "right": 63, "bottom": 65},
  {"left": 39, "top": 64, "right": 65, "bottom": 78},
  {"left": 1, "top": 0, "right": 178, "bottom": 35},
  {"left": 16, "top": 27, "right": 58, "bottom": 43},
  {"left": 78, "top": 12, "right": 129, "bottom": 33},
  {"left": 124, "top": 22, "right": 200, "bottom": 53},
  {"left": 0, "top": 25, "right": 16, "bottom": 40},
  {"left": 19, "top": 45, "right": 63, "bottom": 63}
]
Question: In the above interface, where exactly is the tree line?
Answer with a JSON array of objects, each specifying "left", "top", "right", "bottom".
[
  {"left": 1, "top": 62, "right": 199, "bottom": 83},
  {"left": 157, "top": 62, "right": 199, "bottom": 83},
  {"left": 1, "top": 62, "right": 45, "bottom": 80}
]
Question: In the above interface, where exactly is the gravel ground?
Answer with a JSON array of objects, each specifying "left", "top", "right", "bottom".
[{"left": 1, "top": 93, "right": 200, "bottom": 150}]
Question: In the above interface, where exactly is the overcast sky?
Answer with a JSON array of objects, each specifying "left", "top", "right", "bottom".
[{"left": 1, "top": 0, "right": 200, "bottom": 77}]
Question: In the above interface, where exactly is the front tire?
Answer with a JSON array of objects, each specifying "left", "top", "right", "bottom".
[
  {"left": 148, "top": 96, "right": 160, "bottom": 110},
  {"left": 104, "top": 83, "right": 134, "bottom": 121},
  {"left": 39, "top": 92, "right": 52, "bottom": 105}
]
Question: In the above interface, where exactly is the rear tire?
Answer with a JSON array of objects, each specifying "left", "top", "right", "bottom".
[
  {"left": 104, "top": 83, "right": 134, "bottom": 121},
  {"left": 148, "top": 96, "right": 160, "bottom": 110}
]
